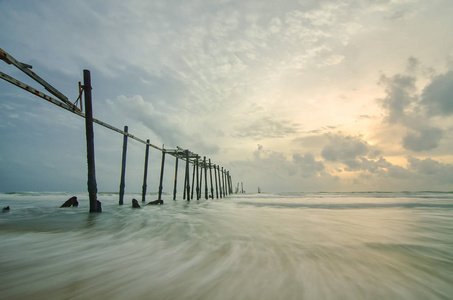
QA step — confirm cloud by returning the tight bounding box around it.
[408,156,453,184]
[321,134,374,162]
[234,116,299,139]
[377,59,452,152]
[378,73,417,124]
[292,153,325,178]
[421,71,453,116]
[105,94,219,154]
[232,145,336,192]
[402,126,443,152]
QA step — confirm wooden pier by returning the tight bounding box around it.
[0,48,235,212]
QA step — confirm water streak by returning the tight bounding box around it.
[1,192,452,299]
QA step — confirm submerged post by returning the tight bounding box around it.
[173,157,178,200]
[142,139,150,202]
[119,125,128,205]
[83,70,100,213]
[158,150,166,201]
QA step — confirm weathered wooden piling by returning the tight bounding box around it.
[141,139,150,202]
[218,166,223,198]
[83,70,100,213]
[204,157,208,199]
[158,150,166,201]
[185,150,190,201]
[214,164,219,199]
[198,160,203,199]
[191,163,196,200]
[173,157,178,200]
[196,156,200,200]
[119,125,128,205]
[209,159,214,199]
[222,167,226,197]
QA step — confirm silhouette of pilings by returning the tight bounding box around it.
[0,48,237,209]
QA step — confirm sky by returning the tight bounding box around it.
[1,0,453,193]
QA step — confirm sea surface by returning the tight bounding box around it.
[1,191,452,300]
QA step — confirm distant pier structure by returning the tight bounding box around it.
[0,48,236,212]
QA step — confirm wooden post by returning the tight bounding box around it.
[158,150,166,201]
[173,157,178,200]
[222,167,226,197]
[191,162,196,200]
[185,150,190,201]
[83,70,100,213]
[228,172,233,194]
[218,166,223,199]
[199,159,203,199]
[196,156,200,200]
[204,157,208,199]
[141,139,150,202]
[226,171,229,194]
[209,159,214,199]
[214,164,219,199]
[119,125,128,205]
[183,156,187,200]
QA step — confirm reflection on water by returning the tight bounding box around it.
[1,192,452,299]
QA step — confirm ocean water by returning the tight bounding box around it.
[1,191,452,300]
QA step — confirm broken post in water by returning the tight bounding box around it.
[83,70,100,213]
